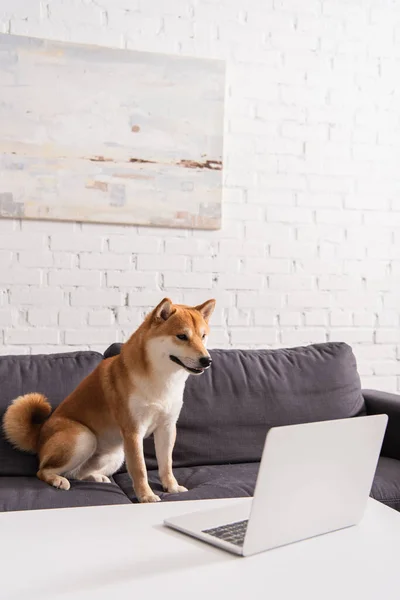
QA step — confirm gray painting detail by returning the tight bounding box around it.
[0,192,24,217]
[109,184,126,207]
[0,34,225,229]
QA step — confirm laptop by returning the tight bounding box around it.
[164,414,387,557]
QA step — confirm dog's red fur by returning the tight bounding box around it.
[3,298,215,502]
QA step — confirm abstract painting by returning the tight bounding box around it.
[0,34,225,229]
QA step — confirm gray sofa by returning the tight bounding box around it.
[1,341,399,512]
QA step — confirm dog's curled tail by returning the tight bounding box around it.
[2,393,52,453]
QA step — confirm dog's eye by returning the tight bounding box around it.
[202,334,206,340]
[176,334,188,341]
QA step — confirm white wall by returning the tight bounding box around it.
[0,0,399,391]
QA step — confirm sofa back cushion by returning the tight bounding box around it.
[143,342,366,468]
[0,351,102,475]
[1,342,365,476]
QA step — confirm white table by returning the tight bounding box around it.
[1,497,399,600]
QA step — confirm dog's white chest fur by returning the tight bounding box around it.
[129,371,188,438]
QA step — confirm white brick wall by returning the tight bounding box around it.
[0,0,400,391]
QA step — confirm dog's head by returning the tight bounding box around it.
[146,297,216,375]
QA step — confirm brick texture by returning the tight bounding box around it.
[0,0,399,391]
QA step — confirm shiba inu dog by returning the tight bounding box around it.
[2,297,215,503]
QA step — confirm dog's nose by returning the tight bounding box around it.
[199,356,212,368]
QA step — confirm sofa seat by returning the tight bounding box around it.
[0,476,131,512]
[115,456,398,509]
[370,457,400,512]
[114,463,260,503]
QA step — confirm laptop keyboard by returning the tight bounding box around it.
[202,519,248,547]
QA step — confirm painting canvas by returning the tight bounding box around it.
[0,34,225,229]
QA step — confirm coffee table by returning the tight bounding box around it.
[1,497,399,600]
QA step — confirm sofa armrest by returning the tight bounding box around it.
[363,389,400,461]
[103,343,123,359]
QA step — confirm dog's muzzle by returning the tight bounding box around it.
[169,355,212,375]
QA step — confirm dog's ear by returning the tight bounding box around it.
[153,297,173,322]
[195,299,216,323]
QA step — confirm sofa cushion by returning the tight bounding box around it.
[113,463,259,503]
[115,456,399,511]
[370,456,400,512]
[0,351,102,476]
[0,476,131,512]
[142,342,365,469]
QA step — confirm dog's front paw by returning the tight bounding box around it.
[138,492,161,503]
[174,484,188,493]
[164,482,188,494]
